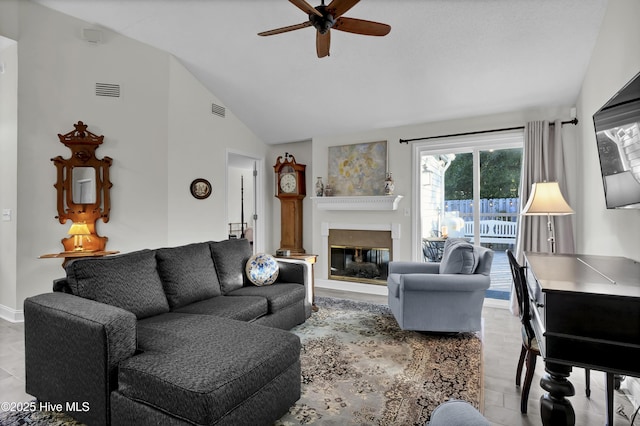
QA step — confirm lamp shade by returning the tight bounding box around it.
[68,222,91,236]
[521,182,574,216]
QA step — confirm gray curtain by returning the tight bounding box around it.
[510,120,575,314]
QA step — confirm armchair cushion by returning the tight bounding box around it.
[439,241,477,275]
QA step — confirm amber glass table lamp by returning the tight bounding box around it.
[68,222,91,252]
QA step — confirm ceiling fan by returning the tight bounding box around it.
[258,0,391,58]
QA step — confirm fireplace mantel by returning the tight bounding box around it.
[311,195,403,211]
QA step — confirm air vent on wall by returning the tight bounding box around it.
[211,103,226,118]
[95,83,120,98]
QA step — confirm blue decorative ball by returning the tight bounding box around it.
[246,253,279,286]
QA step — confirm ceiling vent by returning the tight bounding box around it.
[212,103,226,118]
[95,83,120,98]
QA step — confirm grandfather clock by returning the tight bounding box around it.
[274,153,306,254]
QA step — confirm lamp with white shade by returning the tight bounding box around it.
[521,182,574,253]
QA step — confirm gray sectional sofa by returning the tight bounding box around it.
[24,239,310,426]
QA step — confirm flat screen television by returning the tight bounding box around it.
[592,70,640,209]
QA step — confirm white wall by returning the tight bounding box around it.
[0,40,18,317]
[10,1,171,318]
[0,1,268,319]
[167,56,265,246]
[574,0,640,261]
[310,107,576,284]
[574,0,640,409]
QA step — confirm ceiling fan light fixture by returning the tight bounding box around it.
[310,8,335,34]
[258,0,391,57]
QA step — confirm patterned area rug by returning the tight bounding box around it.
[0,297,482,426]
[276,297,483,425]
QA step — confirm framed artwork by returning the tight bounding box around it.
[327,141,387,196]
[190,178,212,199]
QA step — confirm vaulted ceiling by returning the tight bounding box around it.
[33,0,609,144]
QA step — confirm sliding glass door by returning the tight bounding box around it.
[413,131,523,299]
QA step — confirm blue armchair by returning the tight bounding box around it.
[387,240,493,332]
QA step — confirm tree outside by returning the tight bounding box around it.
[445,149,522,200]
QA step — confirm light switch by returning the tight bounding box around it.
[2,209,11,221]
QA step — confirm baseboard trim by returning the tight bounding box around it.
[316,278,388,296]
[0,304,24,323]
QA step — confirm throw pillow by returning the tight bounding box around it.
[210,239,253,293]
[65,249,170,319]
[439,242,478,275]
[156,242,222,309]
[245,253,279,286]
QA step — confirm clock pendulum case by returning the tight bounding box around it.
[274,153,306,254]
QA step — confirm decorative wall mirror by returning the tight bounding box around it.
[52,121,112,252]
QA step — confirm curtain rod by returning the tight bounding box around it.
[398,118,578,144]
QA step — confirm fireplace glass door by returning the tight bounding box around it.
[330,245,390,285]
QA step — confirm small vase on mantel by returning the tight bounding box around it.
[315,177,324,197]
[384,172,395,195]
[324,184,333,197]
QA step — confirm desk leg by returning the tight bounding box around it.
[540,362,575,426]
[605,373,614,426]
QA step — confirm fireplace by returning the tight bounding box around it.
[328,229,392,285]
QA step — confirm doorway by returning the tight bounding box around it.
[226,151,265,253]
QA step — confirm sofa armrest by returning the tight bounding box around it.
[24,292,137,426]
[52,277,71,293]
[400,273,491,292]
[389,261,440,275]
[275,260,306,285]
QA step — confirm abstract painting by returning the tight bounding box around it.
[328,141,387,196]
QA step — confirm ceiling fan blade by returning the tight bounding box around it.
[316,30,331,58]
[289,0,323,17]
[326,0,360,18]
[333,17,391,36]
[258,21,312,36]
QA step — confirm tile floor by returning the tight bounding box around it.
[0,290,635,425]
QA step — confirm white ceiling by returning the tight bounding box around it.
[33,0,608,144]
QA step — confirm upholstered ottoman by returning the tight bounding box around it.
[428,400,489,426]
[111,314,301,426]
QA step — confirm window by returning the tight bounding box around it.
[412,130,523,299]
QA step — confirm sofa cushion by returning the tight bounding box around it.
[172,295,267,322]
[65,249,169,319]
[121,314,301,425]
[156,242,222,309]
[439,241,478,275]
[245,253,279,286]
[227,283,305,313]
[210,239,252,293]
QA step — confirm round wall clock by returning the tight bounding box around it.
[190,178,211,199]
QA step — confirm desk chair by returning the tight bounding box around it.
[507,249,541,413]
[507,250,615,419]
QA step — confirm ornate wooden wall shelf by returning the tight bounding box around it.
[51,121,112,252]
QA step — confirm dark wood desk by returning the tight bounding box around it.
[524,252,640,426]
